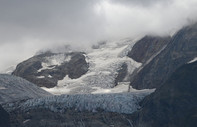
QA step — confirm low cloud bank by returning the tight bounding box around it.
[0,0,197,71]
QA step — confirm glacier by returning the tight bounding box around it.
[4,89,154,114]
[42,39,142,95]
[1,38,156,115]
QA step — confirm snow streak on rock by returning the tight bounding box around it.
[37,54,71,72]
[188,57,197,64]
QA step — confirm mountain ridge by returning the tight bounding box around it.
[0,74,51,104]
[132,61,197,127]
[130,23,197,89]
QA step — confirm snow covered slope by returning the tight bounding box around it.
[42,39,141,94]
[0,74,51,104]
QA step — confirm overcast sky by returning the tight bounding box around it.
[0,0,197,71]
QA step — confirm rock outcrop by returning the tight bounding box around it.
[127,35,171,63]
[115,63,128,85]
[12,52,89,88]
[132,61,197,127]
[131,23,197,89]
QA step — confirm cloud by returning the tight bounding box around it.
[97,0,197,38]
[0,0,197,71]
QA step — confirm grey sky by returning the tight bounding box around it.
[0,0,197,71]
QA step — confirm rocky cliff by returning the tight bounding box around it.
[127,35,171,63]
[131,23,197,89]
[12,52,89,88]
[132,60,197,127]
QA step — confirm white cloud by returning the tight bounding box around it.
[0,0,197,71]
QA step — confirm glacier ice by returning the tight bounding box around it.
[4,89,154,114]
[42,39,142,95]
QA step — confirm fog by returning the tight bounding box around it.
[0,0,197,71]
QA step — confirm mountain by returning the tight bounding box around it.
[0,105,10,127]
[12,52,89,88]
[5,22,197,127]
[3,38,156,126]
[0,74,51,104]
[131,23,197,89]
[4,38,156,126]
[12,39,142,95]
[127,35,171,63]
[132,60,197,127]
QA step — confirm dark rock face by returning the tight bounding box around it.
[131,23,197,89]
[115,63,128,85]
[127,36,171,63]
[10,108,133,127]
[132,61,197,127]
[0,105,10,127]
[12,52,89,88]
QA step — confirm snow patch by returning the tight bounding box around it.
[23,119,30,124]
[42,86,71,95]
[48,75,52,78]
[188,57,197,64]
[0,86,6,90]
[37,76,45,79]
[57,75,72,86]
[38,54,71,72]
[92,82,130,94]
